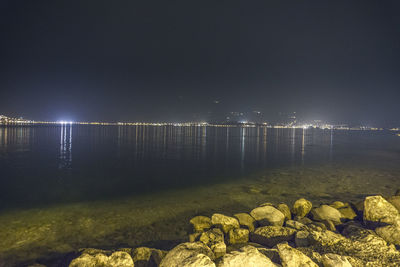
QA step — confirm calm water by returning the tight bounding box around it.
[0,125,400,266]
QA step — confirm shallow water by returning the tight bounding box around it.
[0,126,399,266]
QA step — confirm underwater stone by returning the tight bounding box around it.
[159,242,215,267]
[277,203,291,221]
[321,253,352,267]
[363,195,400,225]
[218,245,276,267]
[234,213,257,232]
[250,206,285,227]
[228,228,249,244]
[190,216,212,232]
[292,198,313,218]
[211,213,239,233]
[250,226,296,247]
[311,205,342,225]
[277,243,318,267]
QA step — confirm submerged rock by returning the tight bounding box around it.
[250,226,296,247]
[363,195,399,225]
[159,242,215,267]
[250,206,285,227]
[292,198,313,218]
[311,205,342,225]
[69,251,134,267]
[218,245,276,267]
[190,216,212,232]
[234,213,257,232]
[211,214,240,234]
[277,243,318,267]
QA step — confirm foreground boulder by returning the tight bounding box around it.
[311,205,342,225]
[363,195,399,225]
[250,226,296,247]
[277,243,318,267]
[218,245,276,267]
[159,242,215,267]
[250,206,285,226]
[69,251,134,267]
[308,228,400,265]
[292,198,313,217]
[211,214,240,233]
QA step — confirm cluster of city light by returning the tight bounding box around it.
[0,114,397,132]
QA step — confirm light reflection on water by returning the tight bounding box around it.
[0,125,399,211]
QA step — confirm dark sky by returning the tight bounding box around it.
[1,1,399,125]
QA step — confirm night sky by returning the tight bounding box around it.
[1,1,399,126]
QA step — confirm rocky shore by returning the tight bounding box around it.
[28,190,400,267]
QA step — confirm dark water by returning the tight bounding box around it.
[0,125,400,266]
[0,125,399,210]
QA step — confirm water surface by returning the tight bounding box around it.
[0,125,399,266]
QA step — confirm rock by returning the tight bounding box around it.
[307,228,400,265]
[277,243,318,267]
[336,205,357,221]
[189,232,201,242]
[132,247,167,267]
[159,242,215,267]
[363,195,399,225]
[200,228,225,247]
[234,213,257,232]
[278,203,291,221]
[295,216,313,225]
[285,220,306,230]
[321,253,352,267]
[69,251,134,267]
[395,189,400,196]
[211,214,240,233]
[375,224,400,246]
[311,205,342,225]
[250,206,285,227]
[292,198,313,217]
[250,226,296,247]
[211,242,226,258]
[228,228,249,244]
[256,248,281,264]
[218,245,276,267]
[387,196,400,213]
[190,216,212,232]
[330,201,346,209]
[295,230,311,247]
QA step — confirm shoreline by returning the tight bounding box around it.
[28,191,400,267]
